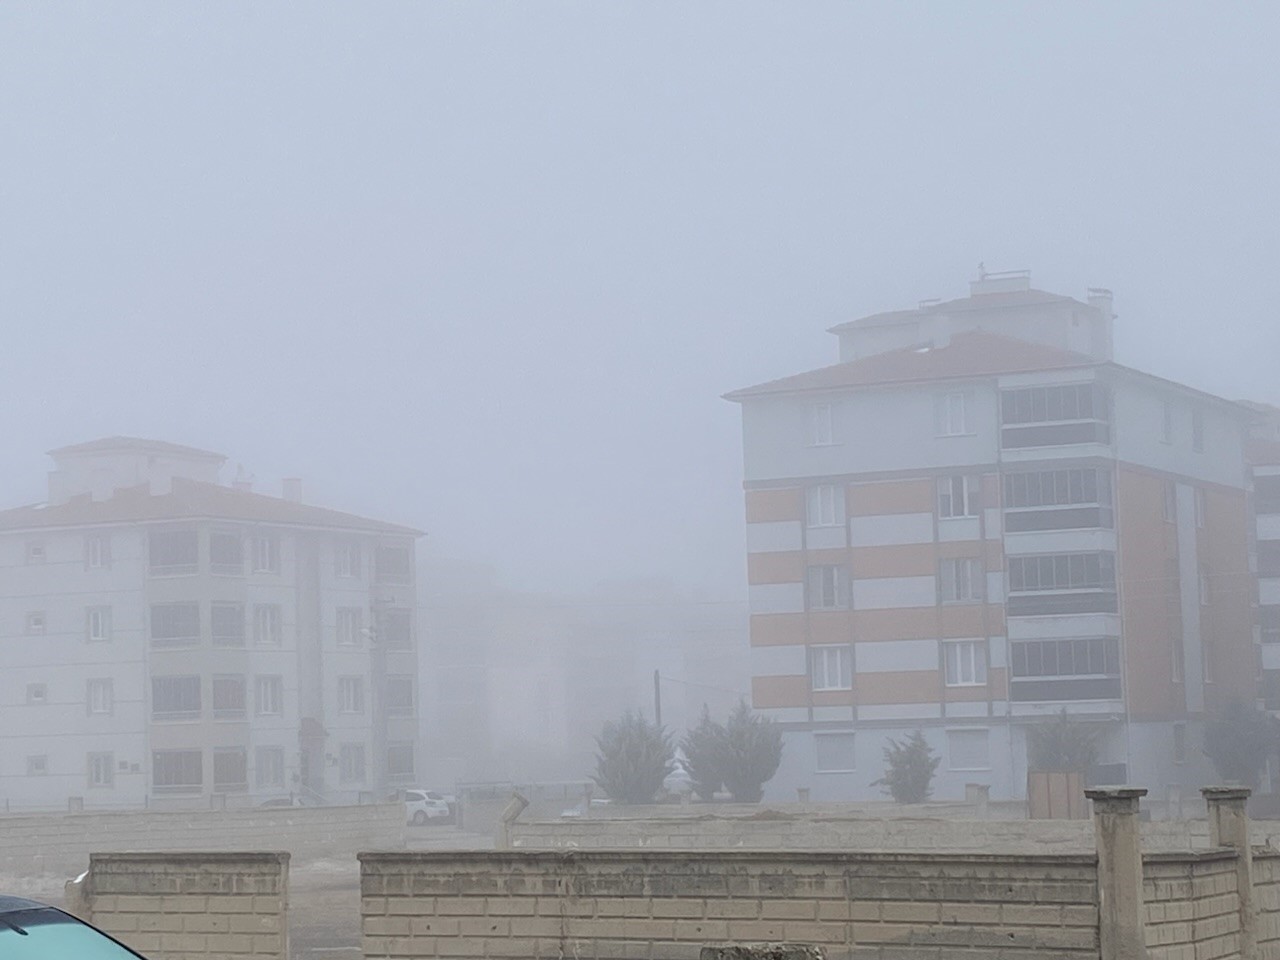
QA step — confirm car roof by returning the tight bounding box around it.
[0,895,51,914]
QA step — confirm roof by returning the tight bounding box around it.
[725,330,1098,401]
[47,436,226,461]
[0,477,423,536]
[829,288,1079,333]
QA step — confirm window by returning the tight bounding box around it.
[253,535,281,573]
[253,604,282,646]
[938,476,980,519]
[387,743,415,781]
[213,748,248,792]
[211,602,245,646]
[85,534,111,569]
[26,683,47,705]
[1161,401,1174,444]
[88,752,115,788]
[1261,607,1280,645]
[1192,409,1205,452]
[25,612,45,636]
[1002,469,1114,531]
[153,749,202,792]
[1194,488,1206,528]
[806,484,843,527]
[338,677,364,713]
[807,565,846,610]
[1000,383,1111,448]
[940,558,984,603]
[1261,542,1280,578]
[87,678,114,715]
[1163,480,1178,523]
[1008,553,1116,591]
[944,640,987,686]
[209,531,243,574]
[947,729,990,770]
[1257,476,1280,515]
[256,747,285,788]
[375,545,412,584]
[808,403,834,446]
[1173,724,1186,764]
[1009,638,1122,701]
[26,755,47,776]
[336,607,363,647]
[810,645,852,691]
[254,675,283,716]
[377,608,413,649]
[152,675,201,720]
[86,606,112,643]
[25,540,46,564]
[335,540,362,578]
[340,743,366,783]
[150,602,200,646]
[212,675,246,719]
[386,676,415,717]
[934,392,969,437]
[149,529,198,574]
[815,732,856,773]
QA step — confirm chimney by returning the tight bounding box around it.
[1087,287,1114,320]
[282,478,302,503]
[231,463,253,493]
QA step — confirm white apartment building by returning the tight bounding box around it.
[0,437,422,810]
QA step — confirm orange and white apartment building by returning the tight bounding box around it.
[726,271,1259,803]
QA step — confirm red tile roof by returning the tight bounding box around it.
[48,436,227,461]
[829,289,1078,332]
[725,330,1097,400]
[0,477,422,535]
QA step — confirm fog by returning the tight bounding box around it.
[3,1,1280,828]
[3,2,1278,598]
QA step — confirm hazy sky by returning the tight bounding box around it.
[2,2,1277,599]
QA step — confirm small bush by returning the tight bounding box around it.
[873,730,939,804]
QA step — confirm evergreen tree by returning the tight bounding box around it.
[874,730,939,804]
[592,711,674,804]
[680,705,727,801]
[720,700,784,803]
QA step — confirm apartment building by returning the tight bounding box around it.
[1248,405,1280,711]
[726,272,1257,803]
[0,437,422,810]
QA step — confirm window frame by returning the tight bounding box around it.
[254,675,284,716]
[939,557,985,604]
[806,565,847,611]
[88,751,115,789]
[806,484,843,528]
[934,392,970,437]
[946,728,991,771]
[338,676,365,714]
[153,749,203,793]
[252,534,281,574]
[808,402,835,446]
[943,639,988,687]
[814,732,857,773]
[87,678,114,716]
[810,644,853,692]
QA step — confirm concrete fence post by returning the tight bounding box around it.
[1202,786,1256,959]
[1085,786,1149,960]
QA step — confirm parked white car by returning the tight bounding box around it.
[404,789,452,825]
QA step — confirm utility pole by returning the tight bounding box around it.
[653,670,662,727]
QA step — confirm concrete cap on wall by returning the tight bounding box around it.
[1201,786,1252,801]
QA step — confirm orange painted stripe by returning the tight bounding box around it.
[745,488,804,523]
[751,674,809,709]
[749,614,807,647]
[747,552,805,585]
[848,479,934,516]
[856,670,941,704]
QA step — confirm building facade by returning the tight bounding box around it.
[727,272,1257,803]
[0,438,421,810]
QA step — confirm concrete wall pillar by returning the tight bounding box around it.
[1202,786,1256,959]
[1085,786,1148,960]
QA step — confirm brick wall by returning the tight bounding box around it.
[508,813,1266,853]
[0,802,403,877]
[1143,851,1241,960]
[79,851,289,960]
[359,850,1100,959]
[1253,852,1280,957]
